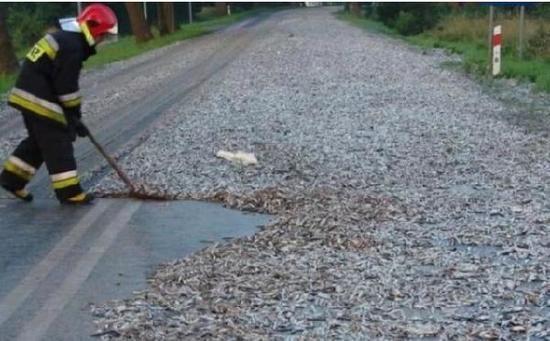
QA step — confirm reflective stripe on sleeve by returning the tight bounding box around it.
[59,91,82,108]
[44,34,59,52]
[8,88,67,125]
[36,36,58,60]
[59,91,81,102]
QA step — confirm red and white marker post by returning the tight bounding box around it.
[492,25,502,76]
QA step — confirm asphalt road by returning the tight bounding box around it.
[0,15,272,340]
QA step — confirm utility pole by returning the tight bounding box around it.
[487,5,494,76]
[77,2,82,15]
[188,2,193,24]
[144,2,148,21]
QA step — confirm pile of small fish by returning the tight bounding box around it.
[84,8,549,340]
[92,183,548,339]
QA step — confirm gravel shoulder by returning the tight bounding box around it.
[3,7,549,339]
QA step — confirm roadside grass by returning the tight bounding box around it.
[431,15,550,60]
[338,12,550,92]
[0,74,16,96]
[83,25,206,69]
[336,12,395,36]
[0,8,266,96]
[85,9,262,69]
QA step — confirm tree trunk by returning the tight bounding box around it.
[157,2,176,36]
[125,2,153,43]
[0,10,18,74]
[350,3,362,17]
[215,3,227,16]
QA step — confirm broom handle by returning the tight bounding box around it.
[85,128,137,192]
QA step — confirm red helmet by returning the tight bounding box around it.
[77,4,118,40]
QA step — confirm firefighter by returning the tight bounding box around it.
[0,4,117,204]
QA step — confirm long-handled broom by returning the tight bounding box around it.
[84,124,175,201]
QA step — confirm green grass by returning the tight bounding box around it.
[84,25,206,69]
[0,74,16,95]
[85,9,262,69]
[338,13,550,92]
[407,35,489,75]
[336,12,396,36]
[408,33,550,91]
[0,8,267,95]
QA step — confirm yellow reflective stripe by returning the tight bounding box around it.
[61,98,81,108]
[68,193,86,201]
[11,88,63,113]
[37,38,57,60]
[80,23,95,46]
[51,170,78,182]
[8,93,67,125]
[4,160,33,181]
[44,34,59,51]
[8,156,36,175]
[52,176,80,190]
[14,189,31,199]
[59,91,81,102]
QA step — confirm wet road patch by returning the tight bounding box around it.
[0,198,269,340]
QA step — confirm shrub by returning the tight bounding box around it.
[7,7,49,52]
[363,3,376,18]
[375,3,402,26]
[531,3,550,19]
[527,25,550,61]
[395,11,421,35]
[431,16,486,44]
[7,4,74,52]
[375,3,447,35]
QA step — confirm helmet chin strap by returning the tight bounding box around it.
[59,18,96,46]
[59,18,81,33]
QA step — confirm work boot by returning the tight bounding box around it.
[1,184,33,202]
[60,192,94,205]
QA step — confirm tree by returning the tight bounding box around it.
[6,3,74,51]
[157,2,176,36]
[0,9,18,74]
[215,3,227,16]
[350,3,362,17]
[125,2,153,43]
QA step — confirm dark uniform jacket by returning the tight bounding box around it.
[7,29,96,127]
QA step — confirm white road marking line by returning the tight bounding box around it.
[16,201,141,341]
[0,200,110,327]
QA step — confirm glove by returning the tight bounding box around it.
[74,119,89,137]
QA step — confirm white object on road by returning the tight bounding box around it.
[492,25,502,76]
[216,150,258,166]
